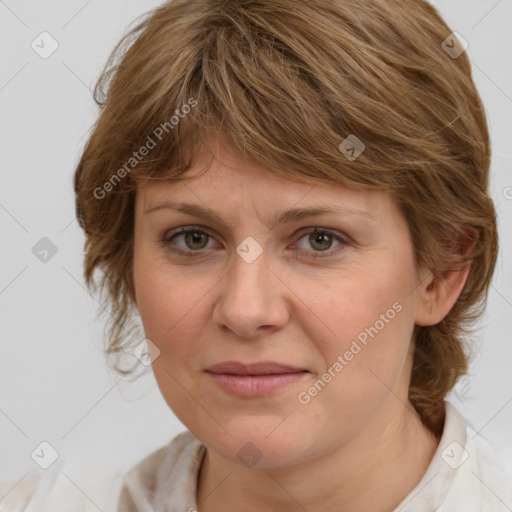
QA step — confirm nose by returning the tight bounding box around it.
[212,247,290,340]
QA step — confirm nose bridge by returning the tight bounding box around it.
[214,241,288,338]
[232,242,268,294]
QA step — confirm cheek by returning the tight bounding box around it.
[298,263,415,392]
[292,285,414,445]
[301,266,411,348]
[133,259,212,419]
[136,274,207,349]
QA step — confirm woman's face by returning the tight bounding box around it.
[132,141,428,469]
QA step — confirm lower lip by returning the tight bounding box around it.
[206,371,308,398]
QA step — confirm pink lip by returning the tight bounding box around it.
[205,361,309,398]
[206,361,306,375]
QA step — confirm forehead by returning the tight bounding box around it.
[137,140,393,222]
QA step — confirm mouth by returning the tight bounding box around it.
[205,361,308,375]
[205,361,309,398]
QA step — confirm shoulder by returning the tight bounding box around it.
[0,431,204,512]
[0,470,42,510]
[395,401,512,511]
[442,403,512,510]
[120,429,203,490]
[0,461,124,512]
[117,429,205,511]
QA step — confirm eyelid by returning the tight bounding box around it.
[293,226,349,243]
[290,227,349,257]
[161,225,220,252]
[162,225,350,257]
[162,224,215,242]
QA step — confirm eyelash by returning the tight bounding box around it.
[161,225,349,259]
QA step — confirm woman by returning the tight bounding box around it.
[3,0,511,510]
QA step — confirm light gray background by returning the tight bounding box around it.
[1,0,511,497]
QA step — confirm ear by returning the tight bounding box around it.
[415,227,478,327]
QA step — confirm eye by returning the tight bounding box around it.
[161,226,349,258]
[292,228,348,257]
[162,226,216,256]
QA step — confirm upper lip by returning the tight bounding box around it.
[206,361,307,375]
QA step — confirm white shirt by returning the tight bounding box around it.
[1,402,511,511]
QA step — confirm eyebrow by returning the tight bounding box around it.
[144,201,376,227]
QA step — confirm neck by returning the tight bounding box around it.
[196,400,441,512]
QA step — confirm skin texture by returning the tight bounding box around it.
[132,138,471,512]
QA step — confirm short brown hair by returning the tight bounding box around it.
[74,0,498,435]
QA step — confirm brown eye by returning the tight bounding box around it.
[163,227,215,255]
[308,232,334,251]
[182,230,209,250]
[293,228,348,257]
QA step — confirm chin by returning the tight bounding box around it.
[188,415,316,470]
